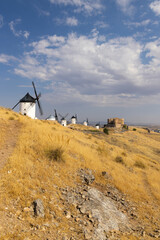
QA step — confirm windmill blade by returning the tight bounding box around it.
[12,101,20,110]
[64,113,69,119]
[37,98,43,115]
[37,92,41,98]
[87,118,89,124]
[75,114,77,121]
[54,109,58,121]
[32,81,39,100]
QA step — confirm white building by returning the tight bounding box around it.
[61,118,67,127]
[19,93,36,119]
[95,123,100,129]
[71,116,77,124]
[46,115,56,121]
[83,120,88,126]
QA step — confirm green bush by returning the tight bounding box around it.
[45,147,65,162]
[133,128,137,131]
[103,128,109,135]
[123,124,128,130]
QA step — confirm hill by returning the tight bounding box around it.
[0,107,160,240]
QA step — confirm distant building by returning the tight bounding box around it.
[95,123,100,129]
[107,118,124,128]
[46,115,56,121]
[71,116,77,124]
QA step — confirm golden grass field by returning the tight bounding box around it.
[0,106,160,239]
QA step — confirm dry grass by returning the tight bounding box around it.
[0,107,160,238]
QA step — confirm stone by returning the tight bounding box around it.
[79,169,95,185]
[23,207,31,212]
[33,199,45,217]
[80,187,129,240]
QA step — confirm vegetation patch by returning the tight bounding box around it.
[103,128,109,135]
[122,152,127,157]
[8,116,15,120]
[45,146,65,162]
[115,156,124,164]
[88,129,100,133]
[123,124,128,130]
[134,160,145,169]
[133,128,137,131]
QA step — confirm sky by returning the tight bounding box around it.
[1,0,160,124]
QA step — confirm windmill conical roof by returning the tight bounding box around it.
[47,115,56,121]
[20,93,36,103]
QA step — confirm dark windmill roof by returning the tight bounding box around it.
[71,116,76,119]
[19,93,36,103]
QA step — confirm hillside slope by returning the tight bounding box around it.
[0,107,160,240]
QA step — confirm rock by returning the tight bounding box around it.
[80,187,129,240]
[33,199,45,217]
[64,211,71,219]
[79,169,95,185]
[23,207,31,212]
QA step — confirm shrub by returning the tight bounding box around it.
[122,152,127,157]
[133,128,136,131]
[123,124,128,130]
[115,156,124,164]
[9,116,14,120]
[103,128,109,135]
[45,147,64,162]
[134,160,145,169]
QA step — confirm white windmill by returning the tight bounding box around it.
[59,113,69,127]
[71,114,77,124]
[95,122,100,129]
[83,118,89,126]
[46,109,59,121]
[12,81,43,119]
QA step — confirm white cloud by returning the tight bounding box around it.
[95,20,109,29]
[125,19,151,28]
[9,19,30,39]
[0,14,3,28]
[13,33,160,106]
[49,0,103,14]
[150,0,160,15]
[0,54,17,64]
[66,17,78,26]
[34,5,50,16]
[116,0,134,15]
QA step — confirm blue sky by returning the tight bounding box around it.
[1,0,160,124]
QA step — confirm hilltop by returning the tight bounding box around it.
[0,107,160,240]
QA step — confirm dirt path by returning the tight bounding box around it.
[0,120,21,170]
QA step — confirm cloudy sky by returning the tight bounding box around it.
[1,0,160,124]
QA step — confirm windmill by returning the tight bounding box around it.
[59,113,69,127]
[71,114,77,124]
[46,109,59,121]
[12,81,43,119]
[83,118,89,126]
[95,122,100,129]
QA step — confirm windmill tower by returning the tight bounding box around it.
[59,113,68,127]
[12,81,43,119]
[95,122,100,129]
[71,114,77,124]
[83,118,89,126]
